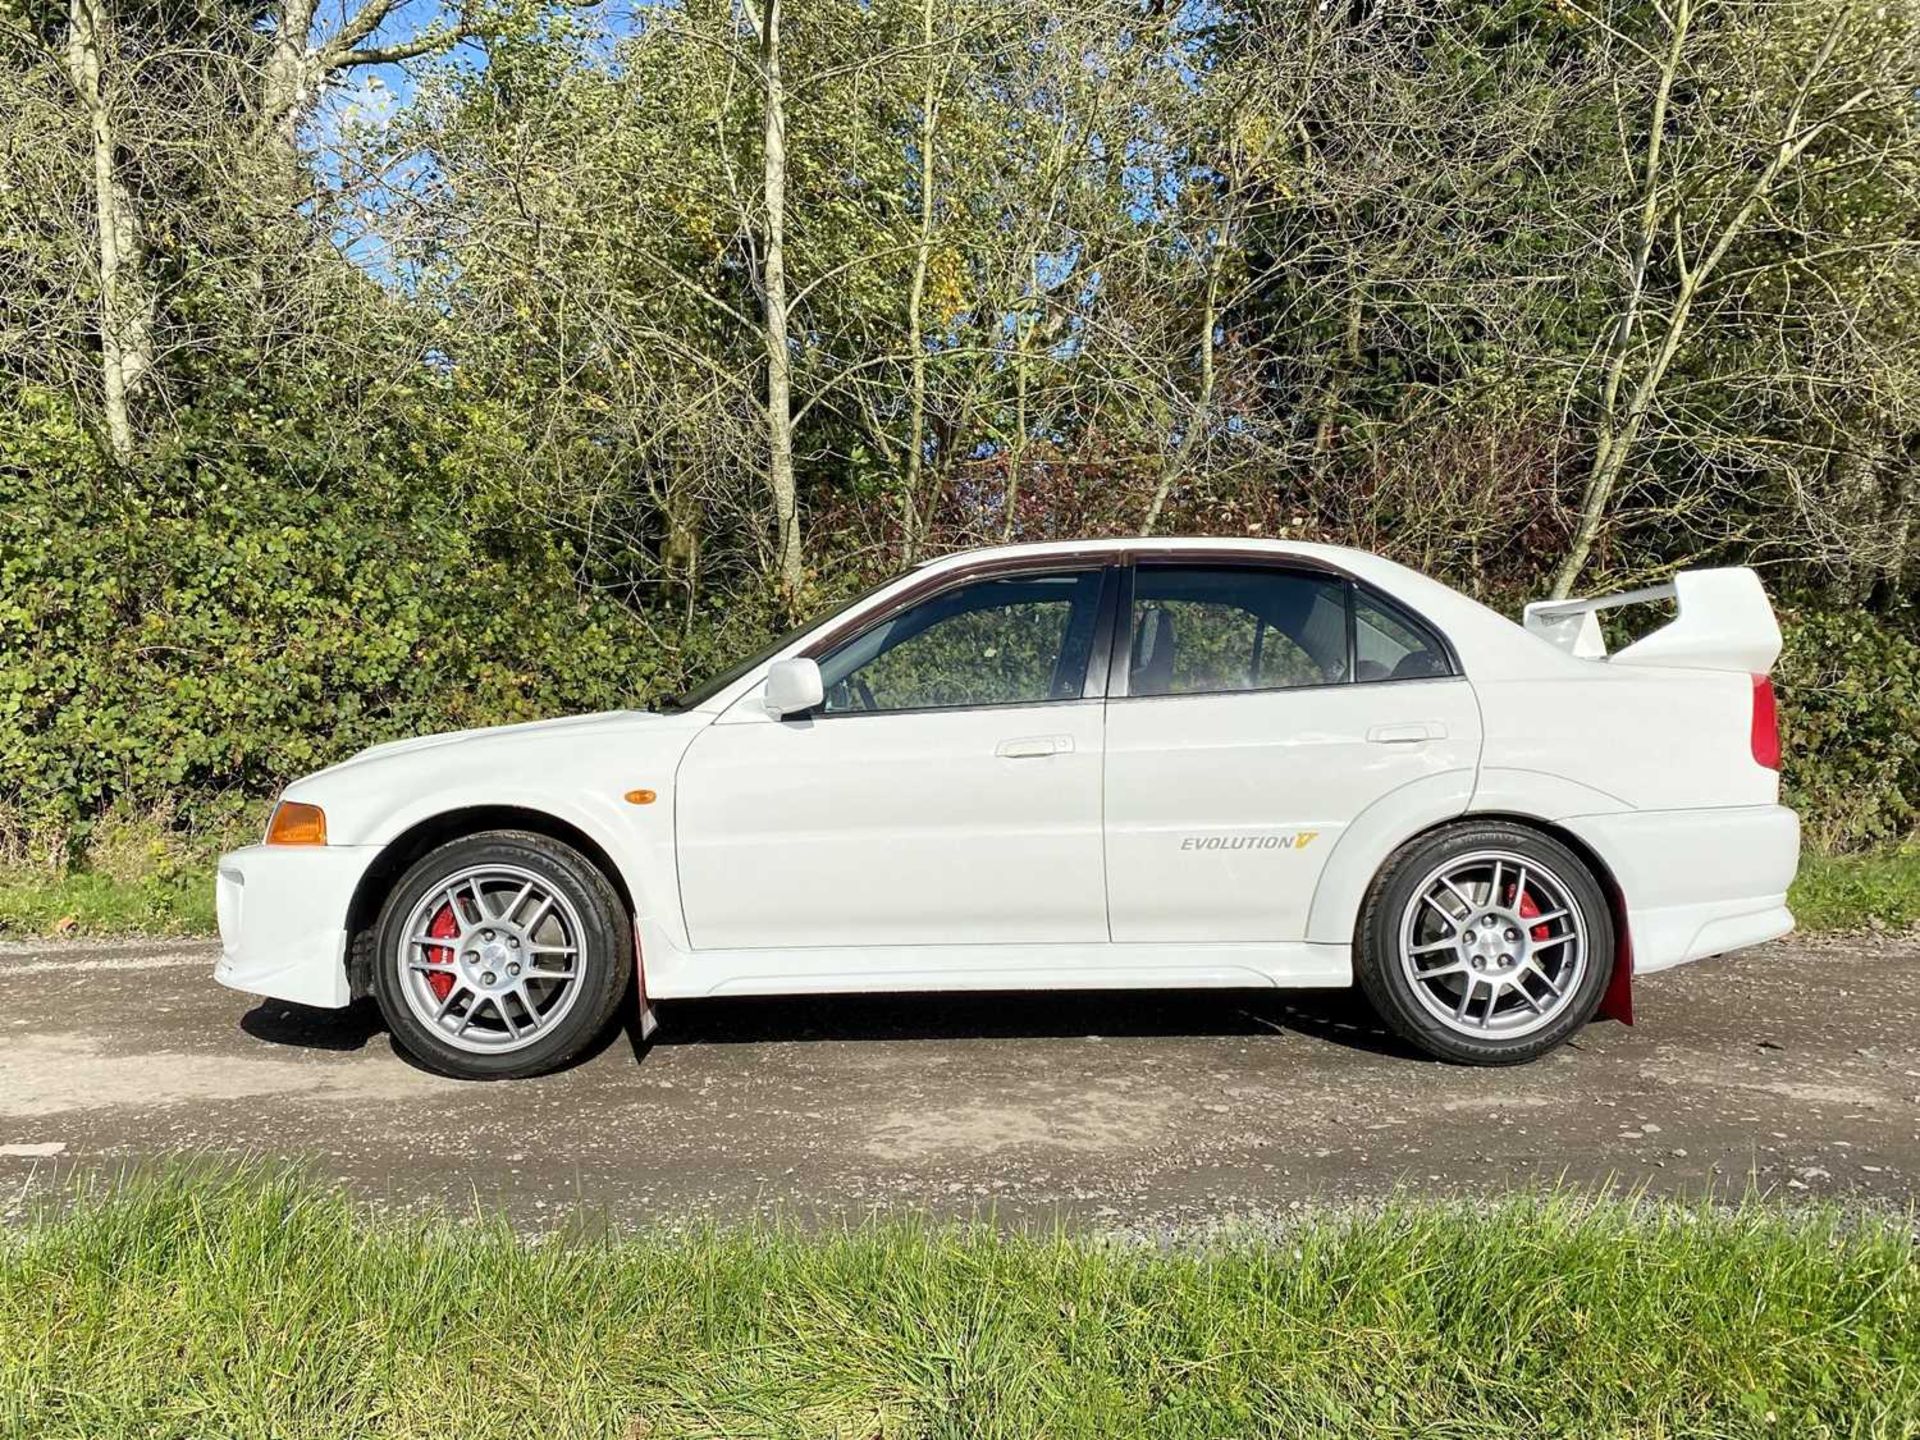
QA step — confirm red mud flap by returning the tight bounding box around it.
[1598,931,1635,1025]
[1507,879,1630,1025]
[1521,875,1633,1025]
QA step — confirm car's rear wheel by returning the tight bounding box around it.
[1355,822,1614,1065]
[372,830,631,1079]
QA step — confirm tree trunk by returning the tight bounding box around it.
[663,482,703,629]
[1141,238,1225,535]
[262,0,318,156]
[1001,300,1033,542]
[66,0,150,464]
[757,0,804,606]
[1310,266,1365,467]
[1550,0,1690,599]
[1868,439,1920,611]
[898,0,938,564]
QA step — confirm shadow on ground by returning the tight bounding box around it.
[240,986,1431,1066]
[239,996,385,1052]
[653,987,1424,1058]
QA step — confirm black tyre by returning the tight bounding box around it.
[1355,821,1614,1065]
[371,829,632,1079]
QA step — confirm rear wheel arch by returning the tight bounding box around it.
[345,806,638,996]
[1361,812,1634,1024]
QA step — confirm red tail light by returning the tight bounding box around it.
[1750,674,1780,770]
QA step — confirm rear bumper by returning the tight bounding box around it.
[214,844,380,1009]
[1562,804,1799,974]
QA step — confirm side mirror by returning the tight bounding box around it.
[762,657,824,718]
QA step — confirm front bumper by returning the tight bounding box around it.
[1563,803,1799,975]
[214,844,381,1009]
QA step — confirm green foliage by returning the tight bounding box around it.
[3,1167,1918,1437]
[1789,843,1920,934]
[3,0,1915,872]
[0,801,227,934]
[1776,607,1920,853]
[0,393,665,854]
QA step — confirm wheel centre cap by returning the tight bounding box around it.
[1468,915,1519,966]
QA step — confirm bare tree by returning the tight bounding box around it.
[60,0,148,461]
[1140,235,1227,535]
[1553,0,1919,596]
[895,0,942,561]
[739,0,804,603]
[263,0,479,156]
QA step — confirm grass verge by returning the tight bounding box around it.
[1789,840,1920,933]
[1,1170,1917,1438]
[0,861,216,938]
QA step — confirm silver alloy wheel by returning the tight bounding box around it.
[1396,848,1589,1040]
[395,864,589,1055]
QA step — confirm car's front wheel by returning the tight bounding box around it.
[1355,822,1614,1065]
[371,830,632,1079]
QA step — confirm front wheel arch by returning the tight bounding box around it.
[345,806,637,997]
[370,828,633,1077]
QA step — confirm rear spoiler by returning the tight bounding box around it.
[1522,567,1781,673]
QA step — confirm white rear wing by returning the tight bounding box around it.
[1523,567,1781,674]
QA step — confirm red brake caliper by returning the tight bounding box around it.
[1516,887,1550,942]
[422,902,458,1000]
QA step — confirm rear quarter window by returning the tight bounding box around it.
[1353,588,1454,682]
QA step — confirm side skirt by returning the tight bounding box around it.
[636,919,1352,999]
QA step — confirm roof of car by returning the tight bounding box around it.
[688,537,1580,714]
[905,536,1574,682]
[913,537,1370,570]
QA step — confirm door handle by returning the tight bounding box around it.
[1367,722,1445,745]
[996,734,1072,759]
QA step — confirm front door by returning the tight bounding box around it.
[1103,563,1483,942]
[675,565,1113,952]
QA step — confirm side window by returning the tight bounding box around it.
[818,570,1104,713]
[1127,566,1348,697]
[1353,587,1453,682]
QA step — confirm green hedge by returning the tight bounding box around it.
[0,398,663,855]
[1776,607,1920,852]
[4,395,1914,858]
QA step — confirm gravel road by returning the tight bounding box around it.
[3,934,1916,1230]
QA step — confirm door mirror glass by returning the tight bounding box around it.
[763,657,825,717]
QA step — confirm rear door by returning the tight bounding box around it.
[1102,562,1483,942]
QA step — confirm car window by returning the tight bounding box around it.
[1128,567,1348,696]
[1354,587,1453,682]
[819,570,1104,713]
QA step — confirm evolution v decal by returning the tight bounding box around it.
[1179,832,1319,852]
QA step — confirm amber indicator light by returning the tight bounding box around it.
[624,789,658,805]
[265,801,328,846]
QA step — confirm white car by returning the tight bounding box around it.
[215,539,1799,1078]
